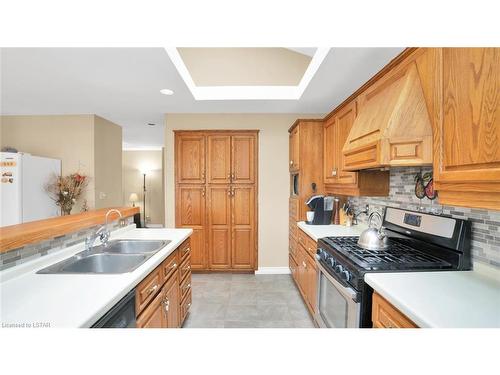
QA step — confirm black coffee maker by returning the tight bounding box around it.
[305,195,334,225]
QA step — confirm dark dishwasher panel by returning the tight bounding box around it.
[91,289,136,328]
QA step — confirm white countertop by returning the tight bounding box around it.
[365,269,500,328]
[297,221,367,241]
[0,226,192,328]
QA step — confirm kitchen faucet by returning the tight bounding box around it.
[84,209,123,251]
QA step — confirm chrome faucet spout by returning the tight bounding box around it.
[84,209,123,251]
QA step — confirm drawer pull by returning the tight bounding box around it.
[147,284,159,295]
[163,297,170,313]
[183,247,190,254]
[184,265,191,271]
[302,261,307,268]
[187,303,191,308]
[170,263,177,270]
[183,283,191,291]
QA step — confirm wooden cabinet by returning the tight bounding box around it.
[175,130,258,272]
[292,228,318,317]
[372,292,417,328]
[288,120,324,222]
[434,48,500,210]
[231,185,255,269]
[289,125,300,172]
[176,134,206,184]
[136,290,164,328]
[207,186,232,269]
[324,100,389,196]
[175,185,206,269]
[207,135,231,184]
[162,270,180,328]
[232,135,256,184]
[136,238,192,328]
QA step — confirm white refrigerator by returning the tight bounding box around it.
[1,152,62,226]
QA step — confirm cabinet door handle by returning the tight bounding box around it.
[227,173,231,181]
[290,160,293,165]
[332,168,337,176]
[231,173,235,180]
[183,283,191,291]
[202,189,205,197]
[147,284,159,295]
[170,262,177,270]
[227,189,231,196]
[163,297,170,313]
[187,303,191,308]
[184,265,191,271]
[302,261,307,268]
[201,171,205,180]
[183,247,190,254]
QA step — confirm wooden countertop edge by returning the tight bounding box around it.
[0,206,140,253]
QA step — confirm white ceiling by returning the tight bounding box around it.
[0,47,404,148]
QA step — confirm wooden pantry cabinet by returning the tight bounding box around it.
[136,237,192,328]
[175,130,258,272]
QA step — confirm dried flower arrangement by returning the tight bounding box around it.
[45,173,89,215]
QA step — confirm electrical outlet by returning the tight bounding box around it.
[99,192,107,200]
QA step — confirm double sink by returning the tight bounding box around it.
[37,239,170,274]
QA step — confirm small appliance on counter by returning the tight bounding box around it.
[305,195,334,225]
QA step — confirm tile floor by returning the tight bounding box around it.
[182,273,316,328]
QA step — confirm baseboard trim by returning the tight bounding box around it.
[255,267,291,275]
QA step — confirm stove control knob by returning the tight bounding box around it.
[341,270,351,282]
[328,257,336,267]
[335,265,343,273]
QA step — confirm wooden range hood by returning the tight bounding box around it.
[342,60,433,171]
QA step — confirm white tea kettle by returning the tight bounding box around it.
[357,211,390,250]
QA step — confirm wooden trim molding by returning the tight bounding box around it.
[0,206,139,253]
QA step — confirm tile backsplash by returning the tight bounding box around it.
[0,217,134,271]
[348,167,500,270]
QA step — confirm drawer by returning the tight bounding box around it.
[372,292,417,328]
[180,289,192,325]
[179,238,191,262]
[298,229,317,258]
[179,254,191,281]
[136,266,162,314]
[180,272,192,300]
[162,250,179,283]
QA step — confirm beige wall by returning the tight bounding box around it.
[94,115,123,209]
[1,114,123,212]
[165,113,323,268]
[177,48,312,86]
[123,150,164,225]
[1,115,95,211]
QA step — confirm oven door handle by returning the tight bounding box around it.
[317,260,358,302]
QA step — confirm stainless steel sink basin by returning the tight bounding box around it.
[37,239,169,274]
[99,239,170,254]
[37,253,151,274]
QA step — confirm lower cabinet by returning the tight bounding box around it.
[290,228,318,318]
[372,292,417,328]
[136,237,192,328]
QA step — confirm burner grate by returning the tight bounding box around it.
[322,236,452,270]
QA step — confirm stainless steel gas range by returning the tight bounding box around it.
[314,207,472,328]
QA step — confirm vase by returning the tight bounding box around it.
[61,206,73,216]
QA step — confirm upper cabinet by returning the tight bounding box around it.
[342,49,434,171]
[176,133,206,184]
[323,101,389,196]
[232,135,256,184]
[434,48,500,210]
[207,135,231,184]
[289,126,300,172]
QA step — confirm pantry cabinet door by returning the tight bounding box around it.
[176,186,206,269]
[231,185,255,269]
[231,134,256,184]
[207,135,231,184]
[175,134,206,184]
[207,186,231,269]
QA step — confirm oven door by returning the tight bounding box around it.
[315,261,361,328]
